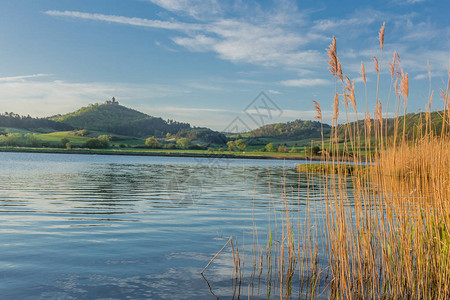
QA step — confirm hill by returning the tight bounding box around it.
[50,103,226,144]
[50,103,188,137]
[248,119,331,139]
[0,112,73,132]
[336,110,446,140]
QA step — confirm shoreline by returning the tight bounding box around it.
[0,147,325,161]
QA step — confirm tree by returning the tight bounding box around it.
[265,142,274,152]
[60,137,70,147]
[164,143,177,149]
[75,129,88,136]
[25,133,41,147]
[3,133,22,146]
[227,141,235,151]
[83,137,109,148]
[311,145,321,156]
[145,136,161,148]
[97,135,111,143]
[235,139,248,151]
[278,145,287,153]
[176,138,191,148]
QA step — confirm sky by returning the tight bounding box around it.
[0,0,449,131]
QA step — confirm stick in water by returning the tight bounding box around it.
[201,236,233,274]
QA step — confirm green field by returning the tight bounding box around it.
[0,126,377,160]
[0,145,316,160]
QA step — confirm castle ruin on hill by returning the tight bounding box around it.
[104,97,119,105]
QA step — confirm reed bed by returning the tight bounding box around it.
[203,23,449,299]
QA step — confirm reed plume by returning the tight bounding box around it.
[332,92,339,124]
[376,99,382,126]
[372,56,379,74]
[344,76,357,112]
[379,22,385,50]
[327,37,338,78]
[312,100,322,121]
[360,61,366,85]
[388,51,399,79]
[400,71,409,100]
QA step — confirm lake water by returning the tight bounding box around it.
[0,152,324,299]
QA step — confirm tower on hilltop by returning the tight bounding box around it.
[104,97,119,105]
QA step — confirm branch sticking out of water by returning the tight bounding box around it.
[201,236,234,275]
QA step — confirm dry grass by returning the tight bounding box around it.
[319,22,450,299]
[204,22,449,299]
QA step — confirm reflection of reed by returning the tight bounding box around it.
[202,22,450,299]
[202,173,325,299]
[201,273,218,299]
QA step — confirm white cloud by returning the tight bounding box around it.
[413,73,428,80]
[394,0,427,4]
[268,89,281,94]
[44,4,449,99]
[0,74,50,82]
[0,77,190,117]
[44,10,203,31]
[279,78,330,87]
[45,9,323,70]
[147,0,222,19]
[184,81,225,91]
[312,16,376,32]
[0,75,244,129]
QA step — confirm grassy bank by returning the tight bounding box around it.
[0,146,326,161]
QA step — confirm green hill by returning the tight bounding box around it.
[50,103,227,144]
[0,112,73,132]
[248,119,331,139]
[51,103,191,138]
[336,110,446,140]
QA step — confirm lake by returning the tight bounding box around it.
[0,152,326,299]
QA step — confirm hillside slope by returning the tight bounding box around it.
[50,103,227,144]
[51,103,190,137]
[0,112,73,132]
[249,119,331,139]
[336,110,446,140]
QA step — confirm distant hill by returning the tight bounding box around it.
[0,112,73,132]
[248,119,331,139]
[50,103,226,144]
[50,103,190,137]
[336,110,446,140]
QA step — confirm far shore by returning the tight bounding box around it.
[0,146,331,161]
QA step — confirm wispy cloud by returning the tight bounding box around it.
[45,8,323,70]
[0,73,50,82]
[279,78,330,87]
[44,10,203,31]
[312,16,377,32]
[44,3,449,93]
[268,89,281,94]
[413,73,428,80]
[146,0,222,20]
[0,78,190,117]
[394,0,428,4]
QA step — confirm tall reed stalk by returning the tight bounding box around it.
[204,23,449,299]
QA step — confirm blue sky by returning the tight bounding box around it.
[0,0,448,130]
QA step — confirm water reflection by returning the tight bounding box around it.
[0,152,317,299]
